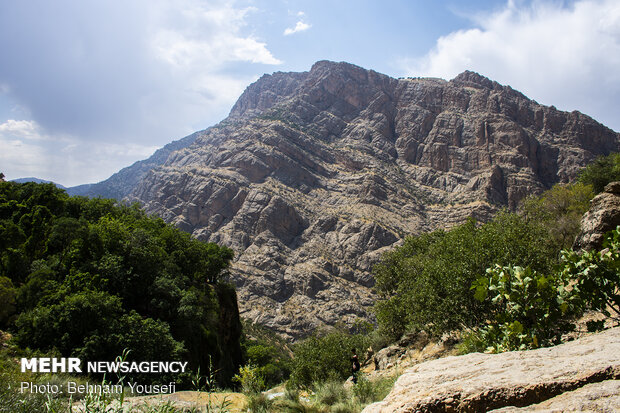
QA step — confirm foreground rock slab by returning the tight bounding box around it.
[491,380,620,412]
[362,327,620,413]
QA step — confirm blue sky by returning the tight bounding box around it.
[1,0,619,186]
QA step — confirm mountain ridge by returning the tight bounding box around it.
[78,61,620,339]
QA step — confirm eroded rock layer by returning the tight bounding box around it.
[126,61,620,339]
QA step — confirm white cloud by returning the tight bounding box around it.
[152,3,281,67]
[405,0,620,131]
[0,119,47,141]
[0,119,159,186]
[284,21,312,36]
[0,0,283,185]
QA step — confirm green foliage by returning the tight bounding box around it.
[373,213,556,341]
[577,152,620,193]
[244,392,274,413]
[520,183,594,249]
[0,276,16,327]
[464,227,620,353]
[560,226,620,320]
[0,181,241,388]
[351,374,375,404]
[469,265,579,352]
[314,379,348,406]
[232,364,265,394]
[241,319,292,388]
[289,331,369,388]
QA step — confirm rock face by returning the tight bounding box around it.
[362,327,620,413]
[574,181,620,250]
[118,61,619,339]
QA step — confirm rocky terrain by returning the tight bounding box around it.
[92,60,619,339]
[362,326,620,412]
[574,181,620,251]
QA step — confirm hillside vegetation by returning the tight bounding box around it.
[0,181,242,387]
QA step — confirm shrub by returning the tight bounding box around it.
[351,373,375,404]
[233,364,265,394]
[470,264,580,352]
[289,331,369,388]
[520,183,594,250]
[314,380,348,406]
[374,213,556,341]
[244,392,273,413]
[578,152,620,193]
[561,226,620,320]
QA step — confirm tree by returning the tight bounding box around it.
[289,331,369,388]
[520,183,594,249]
[578,152,620,193]
[373,213,556,340]
[0,276,16,327]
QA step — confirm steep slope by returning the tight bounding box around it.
[66,132,201,199]
[126,61,619,339]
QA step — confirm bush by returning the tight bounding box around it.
[351,373,375,404]
[245,392,273,413]
[561,226,620,320]
[314,380,348,406]
[470,265,580,352]
[578,152,620,193]
[520,183,594,250]
[233,364,265,394]
[374,213,556,341]
[289,331,369,388]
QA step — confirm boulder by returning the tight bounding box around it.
[574,181,620,250]
[362,327,620,413]
[491,380,620,412]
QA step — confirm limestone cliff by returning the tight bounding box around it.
[118,61,619,339]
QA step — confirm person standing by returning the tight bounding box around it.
[351,348,360,384]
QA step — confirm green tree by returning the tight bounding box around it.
[373,213,555,341]
[0,276,16,327]
[289,331,369,388]
[0,181,240,388]
[520,183,594,249]
[578,152,620,193]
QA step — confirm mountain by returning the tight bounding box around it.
[11,177,67,189]
[66,132,200,198]
[92,61,620,339]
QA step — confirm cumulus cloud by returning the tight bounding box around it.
[405,0,620,131]
[0,0,282,184]
[284,21,312,36]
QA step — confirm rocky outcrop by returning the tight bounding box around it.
[118,61,619,339]
[574,181,620,250]
[362,327,620,413]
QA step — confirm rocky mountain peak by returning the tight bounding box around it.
[228,70,308,119]
[451,69,499,90]
[118,61,619,339]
